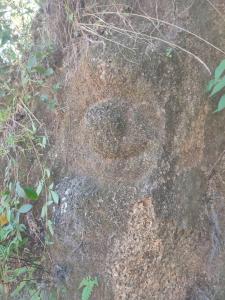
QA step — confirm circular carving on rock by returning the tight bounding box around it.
[84,99,154,159]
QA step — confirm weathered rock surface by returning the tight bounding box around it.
[43,0,225,299]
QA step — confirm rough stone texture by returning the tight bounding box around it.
[43,0,225,299]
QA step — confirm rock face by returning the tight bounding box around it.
[45,0,225,299]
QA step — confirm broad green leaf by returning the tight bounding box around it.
[215,95,225,112]
[50,190,59,204]
[18,204,33,214]
[210,77,225,97]
[215,59,225,80]
[23,187,38,201]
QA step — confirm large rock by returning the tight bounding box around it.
[45,0,225,299]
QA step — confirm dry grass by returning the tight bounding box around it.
[42,1,225,74]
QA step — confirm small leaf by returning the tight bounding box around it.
[49,183,54,190]
[79,277,98,300]
[207,79,216,93]
[41,203,48,218]
[34,65,46,74]
[41,136,47,148]
[16,182,26,198]
[36,180,44,196]
[39,94,48,102]
[27,55,37,70]
[31,122,37,133]
[215,59,225,80]
[23,187,38,201]
[0,91,6,97]
[52,83,61,92]
[45,168,51,178]
[48,99,57,110]
[210,77,225,97]
[47,220,54,236]
[50,190,59,204]
[44,68,54,77]
[215,94,225,112]
[18,204,33,214]
[1,29,11,46]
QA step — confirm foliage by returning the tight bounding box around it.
[0,183,39,298]
[207,59,225,112]
[0,0,61,298]
[79,276,99,300]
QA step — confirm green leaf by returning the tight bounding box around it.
[207,79,216,93]
[210,77,225,97]
[39,94,48,102]
[48,99,57,110]
[52,83,61,92]
[11,281,26,297]
[49,289,57,300]
[0,10,7,17]
[41,203,48,218]
[0,91,6,97]
[1,29,11,46]
[45,168,51,178]
[44,68,54,77]
[36,180,44,196]
[215,59,225,80]
[79,277,98,300]
[41,136,47,148]
[34,65,46,74]
[50,190,59,204]
[18,204,33,214]
[27,55,37,70]
[23,187,38,201]
[47,220,54,236]
[16,182,26,198]
[215,94,225,112]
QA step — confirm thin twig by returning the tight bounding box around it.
[81,22,212,74]
[205,0,225,22]
[83,11,225,55]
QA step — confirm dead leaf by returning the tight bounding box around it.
[0,214,8,226]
